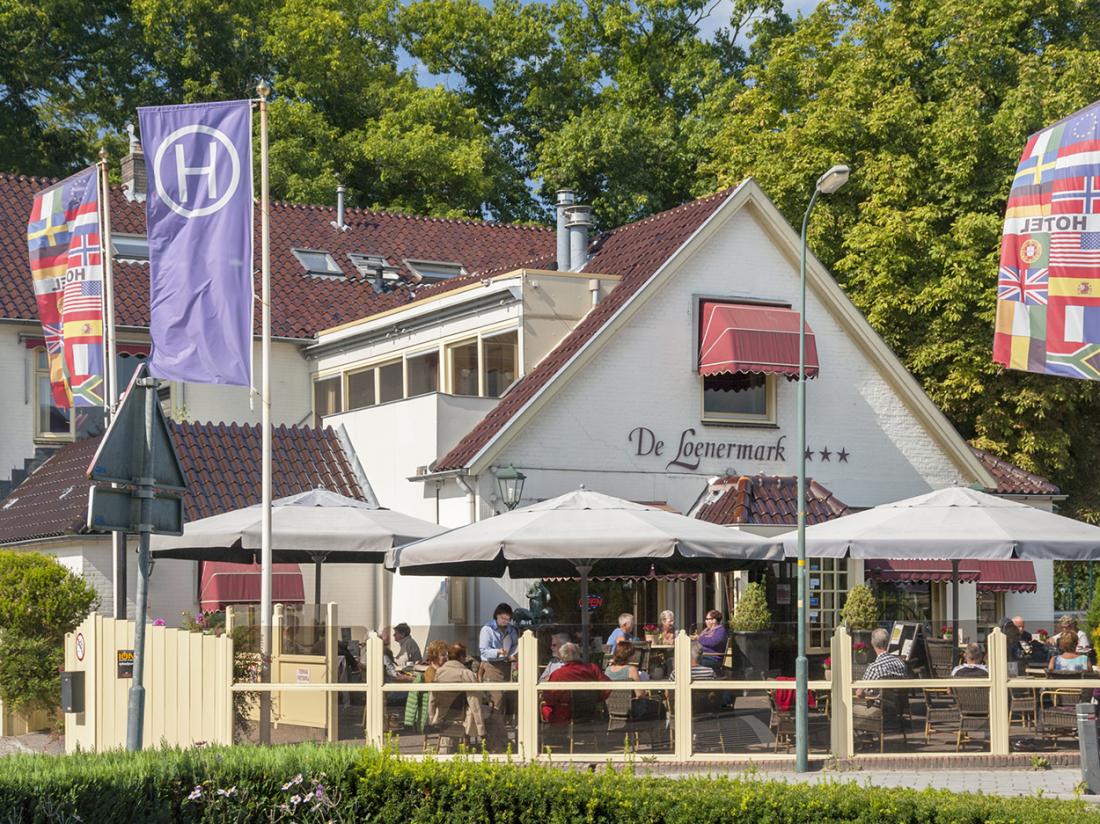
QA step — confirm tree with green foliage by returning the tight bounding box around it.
[0,551,98,713]
[702,0,1100,520]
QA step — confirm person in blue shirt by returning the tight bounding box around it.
[606,613,638,647]
[479,602,519,662]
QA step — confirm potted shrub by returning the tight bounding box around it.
[839,583,879,664]
[730,582,772,677]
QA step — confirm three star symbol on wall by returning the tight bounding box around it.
[803,446,851,463]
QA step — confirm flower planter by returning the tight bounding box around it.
[732,631,772,678]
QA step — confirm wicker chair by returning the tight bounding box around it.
[922,687,959,743]
[605,689,639,752]
[924,640,958,679]
[768,691,795,753]
[853,690,909,753]
[954,686,990,751]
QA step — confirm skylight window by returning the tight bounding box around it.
[292,248,343,277]
[405,259,465,283]
[112,234,149,262]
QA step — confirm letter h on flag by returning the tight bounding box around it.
[138,101,253,386]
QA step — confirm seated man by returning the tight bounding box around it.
[539,632,573,683]
[393,622,422,667]
[606,613,639,647]
[541,642,610,724]
[952,643,988,677]
[855,628,908,703]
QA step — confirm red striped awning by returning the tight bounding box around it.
[865,559,1037,593]
[199,561,305,611]
[699,301,818,379]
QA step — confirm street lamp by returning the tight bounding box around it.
[796,163,849,773]
[495,465,527,511]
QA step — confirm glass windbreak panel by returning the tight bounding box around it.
[537,683,674,756]
[449,341,479,396]
[407,351,439,397]
[482,332,517,398]
[313,376,341,426]
[347,368,376,410]
[851,685,990,755]
[389,686,519,755]
[703,372,767,418]
[378,362,403,403]
[690,687,831,756]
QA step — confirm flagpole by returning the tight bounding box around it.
[98,149,126,621]
[257,80,273,746]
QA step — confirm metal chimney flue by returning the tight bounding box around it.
[555,190,574,271]
[565,204,593,271]
[333,185,347,231]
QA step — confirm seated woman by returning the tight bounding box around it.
[429,643,486,743]
[1049,631,1091,673]
[694,609,728,672]
[604,640,646,698]
[658,610,676,645]
[542,642,610,724]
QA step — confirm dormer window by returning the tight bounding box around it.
[405,259,465,283]
[112,234,149,262]
[292,248,343,277]
[349,252,401,290]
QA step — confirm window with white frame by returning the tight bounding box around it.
[448,340,480,396]
[406,350,439,397]
[482,331,517,398]
[701,372,775,425]
[313,375,342,426]
[292,249,343,277]
[808,558,848,649]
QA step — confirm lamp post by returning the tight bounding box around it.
[495,465,527,511]
[796,163,849,773]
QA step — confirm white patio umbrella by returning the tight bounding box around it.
[777,485,1100,640]
[387,488,782,654]
[152,488,446,603]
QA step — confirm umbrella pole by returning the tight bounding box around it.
[315,559,322,605]
[577,563,592,662]
[951,559,960,651]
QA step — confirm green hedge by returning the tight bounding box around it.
[0,744,1094,823]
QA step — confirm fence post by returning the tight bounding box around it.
[518,630,537,760]
[830,626,853,758]
[673,630,691,759]
[222,624,235,744]
[363,631,384,748]
[987,627,1009,755]
[326,602,338,743]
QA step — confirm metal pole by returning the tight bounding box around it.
[99,151,127,622]
[795,186,819,774]
[313,557,323,605]
[577,563,592,661]
[125,373,157,751]
[951,559,960,647]
[257,80,274,745]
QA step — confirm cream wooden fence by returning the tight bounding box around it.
[63,614,233,753]
[232,625,1100,762]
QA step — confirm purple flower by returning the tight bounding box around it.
[314,784,324,799]
[187,786,202,801]
[152,618,166,627]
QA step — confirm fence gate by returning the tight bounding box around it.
[63,614,233,753]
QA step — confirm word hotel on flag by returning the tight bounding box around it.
[26,167,106,408]
[995,100,1100,380]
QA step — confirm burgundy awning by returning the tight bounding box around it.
[699,301,819,379]
[199,561,305,611]
[865,559,1037,593]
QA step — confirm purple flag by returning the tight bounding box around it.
[139,101,253,386]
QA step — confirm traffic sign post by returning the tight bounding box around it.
[85,363,188,751]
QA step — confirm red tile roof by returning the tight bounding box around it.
[0,421,366,544]
[970,447,1061,496]
[432,187,734,471]
[694,474,851,526]
[0,173,554,339]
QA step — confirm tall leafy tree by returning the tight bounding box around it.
[702,0,1100,518]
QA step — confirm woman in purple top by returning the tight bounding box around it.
[695,609,727,669]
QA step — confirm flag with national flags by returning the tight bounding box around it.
[26,167,105,407]
[995,100,1100,380]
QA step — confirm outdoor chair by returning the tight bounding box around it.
[1009,688,1037,730]
[921,687,959,743]
[542,690,605,754]
[852,690,909,753]
[923,640,958,679]
[605,689,660,752]
[692,686,730,754]
[1039,672,1089,747]
[424,690,473,755]
[954,686,990,751]
[767,690,795,753]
